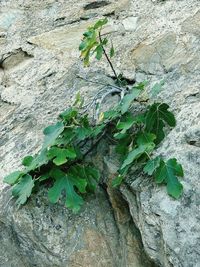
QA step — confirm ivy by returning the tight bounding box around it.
[3,19,184,213]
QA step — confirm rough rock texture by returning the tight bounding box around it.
[0,0,200,266]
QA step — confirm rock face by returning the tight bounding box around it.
[0,0,200,267]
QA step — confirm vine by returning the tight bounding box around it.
[4,19,184,213]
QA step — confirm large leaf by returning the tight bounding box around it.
[145,103,176,144]
[154,158,183,199]
[43,121,64,148]
[12,174,34,205]
[48,168,87,213]
[48,147,76,166]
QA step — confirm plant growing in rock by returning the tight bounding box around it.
[4,19,184,213]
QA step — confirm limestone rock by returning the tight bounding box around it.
[0,0,200,266]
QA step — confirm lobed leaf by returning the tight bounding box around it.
[12,174,34,206]
[154,158,183,199]
[48,168,87,213]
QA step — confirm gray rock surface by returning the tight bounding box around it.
[0,0,200,266]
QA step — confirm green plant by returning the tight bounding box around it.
[4,19,184,213]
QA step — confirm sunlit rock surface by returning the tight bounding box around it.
[0,0,199,266]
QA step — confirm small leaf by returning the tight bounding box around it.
[4,171,23,185]
[59,108,78,122]
[136,132,156,146]
[48,147,76,166]
[25,149,49,172]
[143,156,161,175]
[150,80,165,97]
[110,45,115,58]
[121,132,155,170]
[12,174,34,206]
[91,124,105,137]
[79,40,87,51]
[112,175,123,188]
[75,126,92,140]
[43,122,64,148]
[117,113,145,133]
[121,145,150,170]
[95,45,103,60]
[93,18,108,29]
[73,92,84,108]
[22,156,34,167]
[38,173,50,182]
[120,88,141,114]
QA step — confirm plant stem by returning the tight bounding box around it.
[98,31,119,83]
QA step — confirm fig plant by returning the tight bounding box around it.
[4,18,184,213]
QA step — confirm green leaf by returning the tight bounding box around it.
[59,108,78,121]
[95,45,103,60]
[91,124,105,137]
[120,88,141,114]
[12,174,34,205]
[112,175,123,188]
[115,134,131,156]
[143,156,161,175]
[4,171,23,185]
[136,132,156,146]
[93,18,108,29]
[84,166,100,191]
[25,149,49,172]
[145,103,176,144]
[69,165,100,192]
[134,81,148,90]
[110,45,115,58]
[150,80,165,97]
[56,128,75,145]
[114,132,129,140]
[48,147,76,166]
[103,108,120,120]
[48,168,87,213]
[75,126,92,140]
[43,122,64,148]
[117,113,145,133]
[38,173,50,182]
[79,39,88,51]
[121,145,150,170]
[22,156,34,167]
[121,132,155,170]
[154,158,183,199]
[73,92,84,108]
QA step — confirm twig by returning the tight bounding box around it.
[98,31,119,83]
